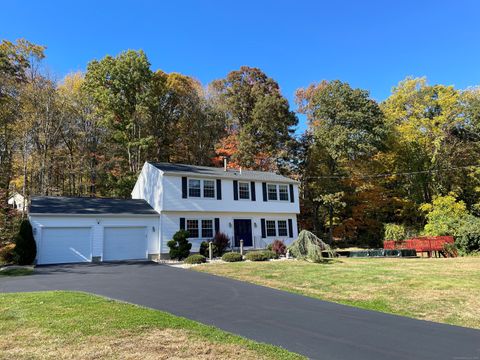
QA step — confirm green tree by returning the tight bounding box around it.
[420,194,469,236]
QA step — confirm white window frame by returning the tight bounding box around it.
[278,184,289,201]
[186,218,215,239]
[277,220,288,237]
[267,184,278,201]
[266,220,277,237]
[188,178,216,199]
[238,182,250,200]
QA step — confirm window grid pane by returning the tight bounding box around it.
[279,185,289,201]
[267,184,278,200]
[189,179,201,197]
[203,180,215,198]
[201,220,213,238]
[186,220,199,238]
[239,182,250,199]
[266,220,276,237]
[277,220,288,236]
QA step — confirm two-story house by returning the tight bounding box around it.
[132,162,300,256]
[29,162,299,264]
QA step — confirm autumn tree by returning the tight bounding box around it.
[211,66,297,170]
[296,80,386,243]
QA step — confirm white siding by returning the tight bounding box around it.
[30,215,160,263]
[131,162,164,212]
[162,175,300,214]
[161,211,298,253]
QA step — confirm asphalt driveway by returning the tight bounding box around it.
[1,262,479,360]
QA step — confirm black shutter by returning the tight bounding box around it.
[262,182,267,202]
[214,218,220,234]
[180,218,185,230]
[289,184,294,203]
[233,180,238,200]
[288,219,293,238]
[216,179,222,200]
[182,177,188,198]
[261,218,266,238]
[251,181,256,201]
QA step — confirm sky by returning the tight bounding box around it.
[2,0,480,132]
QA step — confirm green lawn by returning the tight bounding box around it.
[0,268,33,277]
[195,257,480,329]
[0,291,304,360]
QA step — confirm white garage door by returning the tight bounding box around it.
[39,227,92,265]
[103,227,147,261]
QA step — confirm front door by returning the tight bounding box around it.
[234,219,253,247]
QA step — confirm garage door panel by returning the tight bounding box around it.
[39,227,91,265]
[103,227,147,261]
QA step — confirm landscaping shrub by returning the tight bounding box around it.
[212,232,230,256]
[289,230,334,262]
[0,243,15,264]
[13,220,36,265]
[199,241,210,257]
[245,250,277,261]
[184,254,206,264]
[167,230,192,260]
[271,240,287,255]
[222,252,243,262]
[455,215,480,254]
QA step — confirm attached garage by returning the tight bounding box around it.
[29,197,160,265]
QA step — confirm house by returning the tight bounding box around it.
[29,162,300,265]
[8,192,26,212]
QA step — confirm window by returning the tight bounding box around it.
[201,220,213,238]
[186,220,199,238]
[278,220,288,236]
[189,178,215,198]
[203,180,215,198]
[267,184,278,200]
[279,185,289,201]
[266,220,277,237]
[239,182,250,199]
[188,179,201,197]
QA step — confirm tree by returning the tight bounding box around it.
[211,66,297,170]
[296,80,386,243]
[420,194,469,236]
[83,50,154,182]
[167,230,192,260]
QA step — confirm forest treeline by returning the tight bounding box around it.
[1,39,480,248]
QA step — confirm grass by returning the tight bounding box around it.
[0,268,33,277]
[0,291,304,360]
[195,257,480,329]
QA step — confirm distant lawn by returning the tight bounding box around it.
[195,257,480,329]
[0,291,304,360]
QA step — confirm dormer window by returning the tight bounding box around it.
[188,178,215,199]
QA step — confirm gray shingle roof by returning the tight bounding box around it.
[148,162,298,183]
[29,196,158,215]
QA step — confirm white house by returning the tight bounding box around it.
[8,192,27,212]
[29,162,300,265]
[132,162,300,257]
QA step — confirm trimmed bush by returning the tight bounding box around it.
[245,250,277,262]
[199,241,210,257]
[167,230,192,260]
[0,243,15,264]
[184,254,206,264]
[289,230,333,262]
[13,220,36,265]
[271,240,287,255]
[222,252,243,262]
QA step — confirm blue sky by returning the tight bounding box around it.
[2,0,480,132]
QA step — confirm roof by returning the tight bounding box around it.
[29,196,159,215]
[148,162,298,184]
